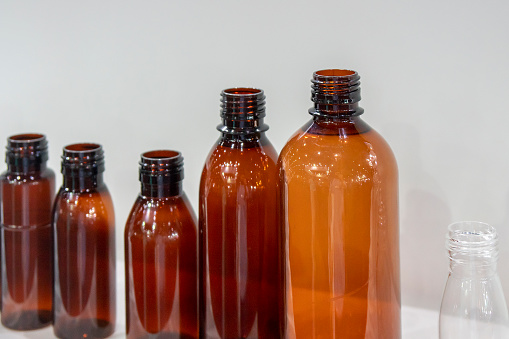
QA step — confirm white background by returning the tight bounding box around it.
[1,0,509,331]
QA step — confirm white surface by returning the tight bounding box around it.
[1,0,509,314]
[0,261,439,338]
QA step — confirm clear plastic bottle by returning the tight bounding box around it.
[125,150,198,338]
[278,69,400,338]
[0,133,55,330]
[439,221,509,338]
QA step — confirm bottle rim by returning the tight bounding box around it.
[446,221,498,259]
[63,143,102,153]
[8,133,46,143]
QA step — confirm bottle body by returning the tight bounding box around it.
[0,133,55,330]
[439,221,509,338]
[125,150,198,338]
[279,70,400,338]
[53,144,116,338]
[199,88,283,338]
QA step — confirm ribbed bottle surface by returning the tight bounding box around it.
[6,133,48,172]
[310,69,364,116]
[218,88,268,134]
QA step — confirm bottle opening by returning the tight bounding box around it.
[142,150,180,161]
[6,133,49,171]
[223,88,263,96]
[9,133,45,142]
[61,143,105,175]
[310,69,363,117]
[447,221,498,261]
[315,69,357,77]
[64,143,102,153]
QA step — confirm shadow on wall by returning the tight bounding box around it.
[394,125,452,310]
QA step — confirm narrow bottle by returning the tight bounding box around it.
[125,150,198,338]
[278,69,401,338]
[439,221,509,338]
[53,143,116,338]
[0,133,55,330]
[199,88,283,338]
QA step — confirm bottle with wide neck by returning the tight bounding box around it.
[199,88,283,338]
[278,69,401,338]
[125,150,198,338]
[439,221,509,338]
[52,143,116,339]
[0,133,55,330]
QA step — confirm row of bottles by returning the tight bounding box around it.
[0,69,402,338]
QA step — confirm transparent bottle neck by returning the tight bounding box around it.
[447,221,499,278]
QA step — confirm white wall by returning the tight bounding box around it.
[1,0,509,312]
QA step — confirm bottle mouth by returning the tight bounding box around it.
[139,149,184,183]
[310,69,363,117]
[61,143,104,174]
[447,221,498,260]
[6,133,48,164]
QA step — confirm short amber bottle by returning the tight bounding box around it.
[0,133,55,330]
[53,143,116,338]
[279,70,401,338]
[125,150,198,338]
[199,88,283,338]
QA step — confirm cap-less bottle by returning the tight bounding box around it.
[53,143,116,338]
[278,70,401,338]
[440,221,509,338]
[125,150,198,338]
[199,88,283,338]
[0,133,55,330]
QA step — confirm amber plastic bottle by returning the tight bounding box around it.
[53,143,116,338]
[125,150,198,338]
[199,88,283,339]
[278,70,401,339]
[0,133,55,330]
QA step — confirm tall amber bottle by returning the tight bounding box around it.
[0,133,55,330]
[125,150,198,338]
[279,70,400,338]
[199,88,283,338]
[53,143,116,338]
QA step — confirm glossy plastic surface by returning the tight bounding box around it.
[125,194,198,338]
[0,168,55,330]
[279,116,401,338]
[53,144,116,339]
[199,135,283,339]
[439,221,509,338]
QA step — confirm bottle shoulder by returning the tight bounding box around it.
[0,167,55,185]
[125,193,197,237]
[279,118,397,180]
[54,184,115,222]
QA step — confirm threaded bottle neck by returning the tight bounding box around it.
[139,150,183,198]
[61,143,105,190]
[446,221,499,276]
[6,133,48,173]
[309,69,364,117]
[217,87,268,135]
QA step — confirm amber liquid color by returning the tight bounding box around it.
[278,70,401,338]
[0,134,55,330]
[125,150,198,338]
[53,143,116,338]
[199,88,283,338]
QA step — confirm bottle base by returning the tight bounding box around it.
[1,309,52,331]
[54,318,115,339]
